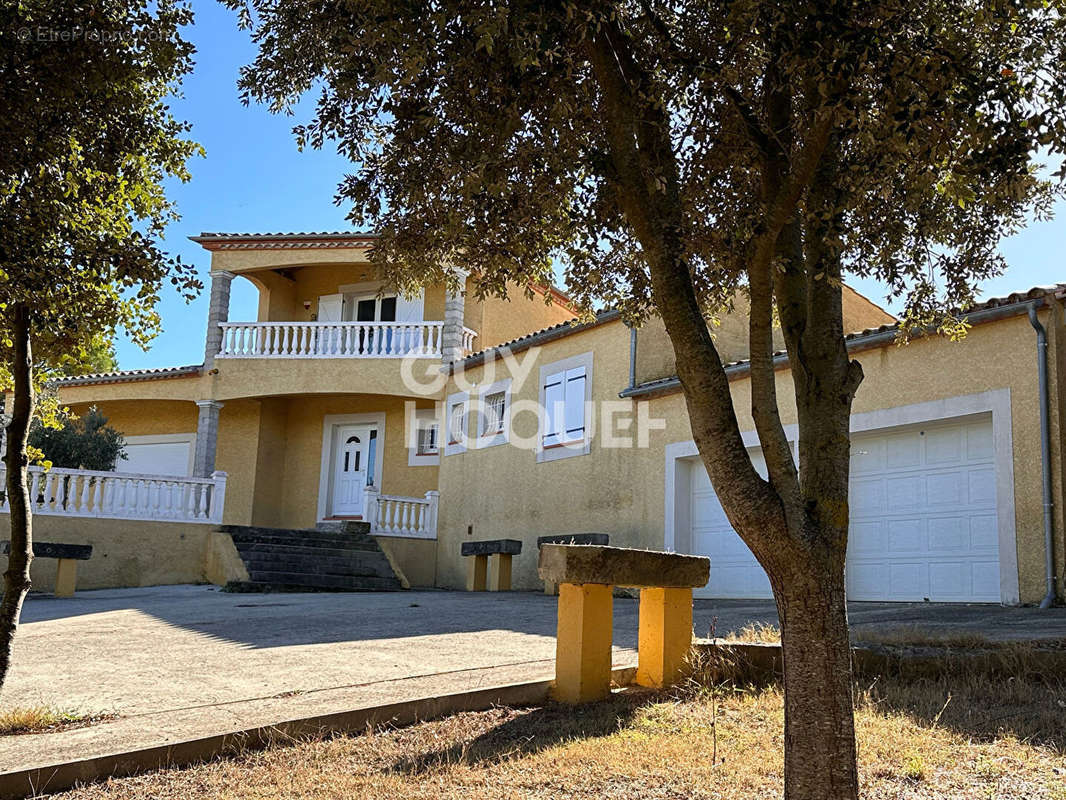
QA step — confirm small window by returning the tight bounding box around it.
[448,401,466,445]
[417,424,439,455]
[481,391,506,437]
[543,365,586,448]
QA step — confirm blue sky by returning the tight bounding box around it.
[117,0,1066,371]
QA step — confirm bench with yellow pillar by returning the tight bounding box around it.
[461,539,522,591]
[0,540,93,597]
[538,544,710,704]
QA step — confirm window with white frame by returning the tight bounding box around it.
[448,401,466,444]
[417,423,439,455]
[444,391,469,456]
[538,352,592,462]
[475,379,511,448]
[408,407,442,466]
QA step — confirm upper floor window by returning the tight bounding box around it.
[538,353,593,463]
[475,379,512,448]
[444,391,469,456]
[417,424,439,456]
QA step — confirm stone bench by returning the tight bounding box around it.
[0,541,93,598]
[538,544,709,704]
[536,534,610,595]
[461,539,522,591]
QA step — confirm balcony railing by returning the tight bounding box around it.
[364,488,438,539]
[0,466,227,524]
[216,321,477,359]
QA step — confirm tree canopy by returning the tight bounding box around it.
[0,0,202,376]
[231,0,1065,324]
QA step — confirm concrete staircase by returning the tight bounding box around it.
[219,521,404,592]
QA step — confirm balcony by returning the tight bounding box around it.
[216,321,477,359]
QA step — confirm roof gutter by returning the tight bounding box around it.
[1028,302,1059,609]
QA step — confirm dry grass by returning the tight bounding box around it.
[716,620,781,643]
[0,706,111,736]
[854,623,995,648]
[51,671,1066,800]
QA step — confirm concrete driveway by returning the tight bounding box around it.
[2,585,1064,774]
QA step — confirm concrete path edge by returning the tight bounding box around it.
[0,665,638,800]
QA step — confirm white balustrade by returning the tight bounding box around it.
[216,321,448,359]
[461,327,478,354]
[0,466,228,524]
[364,488,439,539]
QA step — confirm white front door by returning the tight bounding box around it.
[331,425,372,516]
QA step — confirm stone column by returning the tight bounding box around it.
[440,285,466,363]
[192,400,224,478]
[203,270,235,368]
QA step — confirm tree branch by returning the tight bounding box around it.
[586,19,790,562]
[635,0,772,155]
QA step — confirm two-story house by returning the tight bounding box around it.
[6,230,1063,607]
[37,231,575,588]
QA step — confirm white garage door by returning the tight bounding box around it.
[687,415,1001,603]
[690,451,773,599]
[119,438,193,477]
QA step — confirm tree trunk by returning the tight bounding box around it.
[775,557,858,800]
[0,303,34,692]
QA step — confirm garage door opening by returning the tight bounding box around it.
[675,414,1002,603]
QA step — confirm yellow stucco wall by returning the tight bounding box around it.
[437,307,1063,603]
[268,394,439,529]
[375,536,437,587]
[208,357,442,401]
[1,517,212,592]
[65,399,198,437]
[477,288,576,351]
[635,286,897,385]
[57,375,204,407]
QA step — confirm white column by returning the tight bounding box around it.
[441,285,466,363]
[192,400,224,478]
[204,270,235,368]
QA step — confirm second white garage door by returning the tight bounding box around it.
[688,415,1001,603]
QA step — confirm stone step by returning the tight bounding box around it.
[219,523,403,593]
[240,553,395,578]
[221,524,372,544]
[314,521,372,534]
[232,540,380,558]
[228,531,379,550]
[241,571,403,592]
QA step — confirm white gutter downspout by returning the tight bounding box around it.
[1028,302,1058,609]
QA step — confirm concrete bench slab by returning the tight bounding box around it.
[0,541,93,597]
[536,535,610,595]
[538,544,708,589]
[460,539,522,556]
[0,541,92,560]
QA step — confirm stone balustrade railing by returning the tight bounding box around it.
[365,488,439,539]
[0,466,227,524]
[216,321,477,359]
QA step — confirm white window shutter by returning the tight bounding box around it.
[563,366,586,442]
[317,293,344,321]
[394,289,425,322]
[543,371,565,446]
